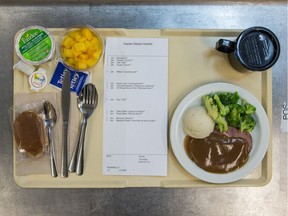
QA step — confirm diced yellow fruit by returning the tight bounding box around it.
[61,28,103,70]
[90,37,99,46]
[72,46,81,57]
[63,48,73,58]
[62,36,75,49]
[93,50,101,59]
[86,46,96,55]
[82,28,93,41]
[74,42,87,52]
[78,36,87,43]
[67,58,76,65]
[79,53,89,60]
[76,61,88,70]
[69,31,82,41]
[86,57,98,68]
[84,40,92,49]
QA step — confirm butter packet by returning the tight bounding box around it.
[50,62,89,95]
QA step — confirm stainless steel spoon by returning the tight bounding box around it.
[68,83,98,175]
[44,101,58,178]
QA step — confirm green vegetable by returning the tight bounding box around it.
[202,95,219,121]
[240,114,256,132]
[242,100,256,115]
[218,92,240,105]
[215,115,228,132]
[213,94,230,116]
[202,91,257,132]
[226,104,244,128]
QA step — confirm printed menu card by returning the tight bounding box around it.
[103,37,168,176]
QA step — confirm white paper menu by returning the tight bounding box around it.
[103,37,168,176]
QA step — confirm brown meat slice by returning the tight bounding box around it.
[214,126,253,153]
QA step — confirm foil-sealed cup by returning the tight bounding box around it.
[15,26,55,66]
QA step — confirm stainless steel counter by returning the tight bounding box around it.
[0,2,287,216]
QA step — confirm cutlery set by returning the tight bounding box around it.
[69,83,98,175]
[44,70,98,178]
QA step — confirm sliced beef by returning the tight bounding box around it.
[214,126,253,153]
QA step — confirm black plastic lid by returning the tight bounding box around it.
[235,27,280,71]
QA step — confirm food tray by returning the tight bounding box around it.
[13,28,272,188]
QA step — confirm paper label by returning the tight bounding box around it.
[281,102,288,132]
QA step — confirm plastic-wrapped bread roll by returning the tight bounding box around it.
[13,111,46,158]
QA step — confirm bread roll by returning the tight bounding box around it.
[14,111,46,157]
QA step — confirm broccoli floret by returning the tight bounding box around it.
[202,95,219,120]
[213,94,230,116]
[226,104,244,128]
[202,92,257,132]
[244,104,256,115]
[242,100,256,115]
[218,92,240,105]
[215,115,228,132]
[240,115,256,132]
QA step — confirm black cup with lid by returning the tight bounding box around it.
[216,26,280,72]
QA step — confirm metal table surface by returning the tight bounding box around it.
[0,2,287,216]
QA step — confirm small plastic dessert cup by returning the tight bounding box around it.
[15,26,56,66]
[58,25,104,72]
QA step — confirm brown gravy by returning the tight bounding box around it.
[184,131,250,174]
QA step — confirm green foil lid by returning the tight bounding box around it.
[16,26,55,65]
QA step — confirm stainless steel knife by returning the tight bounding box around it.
[61,70,71,178]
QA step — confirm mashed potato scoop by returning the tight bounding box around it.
[183,106,215,138]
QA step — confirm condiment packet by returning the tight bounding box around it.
[29,68,48,91]
[50,62,89,95]
[13,60,48,91]
[13,60,35,76]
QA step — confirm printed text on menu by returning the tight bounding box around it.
[103,37,168,176]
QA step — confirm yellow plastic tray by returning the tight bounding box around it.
[13,28,272,188]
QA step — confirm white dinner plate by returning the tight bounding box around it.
[170,82,270,183]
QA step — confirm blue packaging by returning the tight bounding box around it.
[50,62,89,95]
